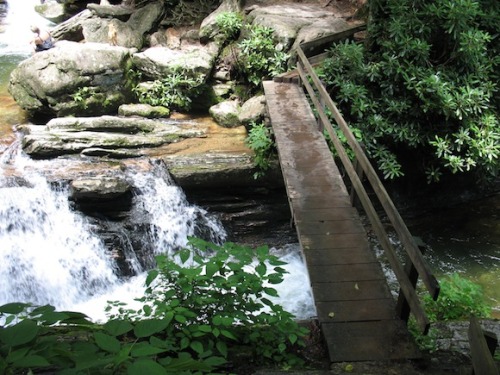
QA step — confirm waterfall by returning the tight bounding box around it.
[0,172,120,309]
[0,0,53,56]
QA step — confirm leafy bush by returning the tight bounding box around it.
[319,0,499,183]
[108,237,308,368]
[409,273,491,351]
[238,25,289,87]
[134,68,204,111]
[423,273,491,321]
[246,121,276,179]
[215,11,243,42]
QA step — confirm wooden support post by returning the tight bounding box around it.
[468,316,499,375]
[395,237,426,326]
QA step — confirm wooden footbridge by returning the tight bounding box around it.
[263,29,441,362]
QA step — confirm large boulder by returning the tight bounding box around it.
[132,41,220,82]
[83,1,165,49]
[209,100,241,128]
[8,41,133,118]
[245,4,351,51]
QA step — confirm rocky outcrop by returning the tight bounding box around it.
[18,115,206,158]
[131,41,220,82]
[245,3,351,52]
[83,1,164,49]
[9,41,133,117]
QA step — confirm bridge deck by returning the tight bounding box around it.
[263,81,419,362]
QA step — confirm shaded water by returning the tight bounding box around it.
[408,195,500,318]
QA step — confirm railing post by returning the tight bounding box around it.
[468,316,499,375]
[350,144,365,208]
[395,236,427,326]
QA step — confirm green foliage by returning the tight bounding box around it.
[215,12,243,42]
[238,25,289,87]
[134,68,203,111]
[108,237,308,368]
[71,86,96,109]
[319,0,499,182]
[0,239,308,374]
[409,273,492,351]
[245,121,276,179]
[423,273,491,322]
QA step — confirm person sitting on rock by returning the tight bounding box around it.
[30,25,54,53]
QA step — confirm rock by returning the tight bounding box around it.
[35,0,69,24]
[209,100,241,128]
[83,1,164,49]
[18,116,206,158]
[51,9,94,42]
[132,42,220,82]
[238,95,266,125]
[118,103,170,118]
[8,41,133,117]
[245,4,350,51]
[70,176,131,200]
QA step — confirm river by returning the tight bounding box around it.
[0,0,498,321]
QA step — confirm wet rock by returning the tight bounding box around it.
[8,41,133,117]
[118,103,170,118]
[209,99,240,128]
[238,95,266,126]
[131,41,219,82]
[18,116,206,158]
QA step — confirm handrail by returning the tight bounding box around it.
[292,43,440,333]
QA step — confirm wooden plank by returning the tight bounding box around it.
[322,320,420,361]
[312,280,392,301]
[316,299,396,323]
[296,219,365,235]
[304,246,376,266]
[468,316,499,375]
[306,263,385,283]
[300,233,369,250]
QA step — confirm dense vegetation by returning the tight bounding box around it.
[319,0,499,183]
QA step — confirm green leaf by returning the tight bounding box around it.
[145,269,159,287]
[220,330,237,340]
[94,332,121,353]
[104,319,134,336]
[205,262,219,278]
[0,302,30,314]
[128,359,167,375]
[131,343,167,357]
[179,248,191,264]
[216,341,228,357]
[263,287,279,297]
[134,318,171,338]
[12,355,51,368]
[255,263,267,276]
[190,340,204,355]
[0,319,39,346]
[204,356,227,367]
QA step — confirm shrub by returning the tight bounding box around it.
[215,11,243,42]
[246,121,276,178]
[134,68,204,112]
[423,273,491,321]
[319,0,499,183]
[237,25,289,87]
[107,237,308,369]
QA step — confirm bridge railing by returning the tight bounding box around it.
[286,40,440,334]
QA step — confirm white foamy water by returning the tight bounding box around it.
[0,0,54,56]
